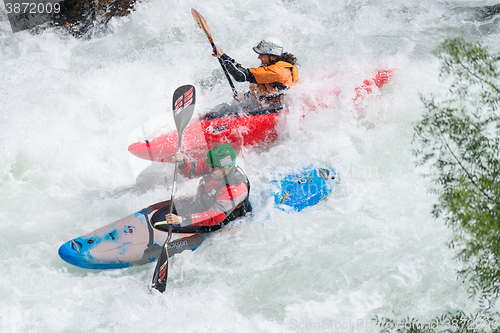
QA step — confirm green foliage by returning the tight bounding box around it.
[414,37,500,305]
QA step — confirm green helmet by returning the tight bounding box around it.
[205,144,236,168]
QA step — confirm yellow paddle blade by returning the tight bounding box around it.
[191,8,214,44]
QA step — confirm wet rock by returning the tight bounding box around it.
[54,0,137,36]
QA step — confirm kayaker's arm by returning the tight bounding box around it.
[178,159,211,178]
[219,54,258,84]
[162,203,228,228]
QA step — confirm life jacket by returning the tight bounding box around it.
[248,61,299,103]
[161,166,252,233]
[196,166,251,224]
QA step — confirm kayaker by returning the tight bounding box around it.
[154,144,252,233]
[212,37,299,107]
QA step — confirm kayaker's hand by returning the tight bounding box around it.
[212,45,224,58]
[173,152,185,164]
[165,214,182,225]
[233,92,245,101]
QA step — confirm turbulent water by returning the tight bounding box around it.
[1,0,500,332]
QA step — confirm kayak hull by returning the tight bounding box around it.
[58,201,206,269]
[128,69,394,163]
[128,111,281,162]
[58,166,341,269]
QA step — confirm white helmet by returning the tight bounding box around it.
[253,37,284,56]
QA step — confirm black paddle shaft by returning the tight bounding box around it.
[151,84,196,293]
[168,85,196,216]
[212,44,238,97]
[191,8,238,97]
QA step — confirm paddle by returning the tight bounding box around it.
[191,8,238,98]
[151,84,196,293]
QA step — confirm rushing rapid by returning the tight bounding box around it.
[1,1,499,332]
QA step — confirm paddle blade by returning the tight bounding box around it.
[191,8,214,44]
[151,244,169,293]
[172,85,196,137]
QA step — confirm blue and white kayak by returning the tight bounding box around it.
[58,165,340,270]
[58,200,206,270]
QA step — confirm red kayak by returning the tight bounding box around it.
[128,69,393,162]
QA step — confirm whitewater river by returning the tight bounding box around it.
[1,0,500,332]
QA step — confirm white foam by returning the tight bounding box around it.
[0,0,496,331]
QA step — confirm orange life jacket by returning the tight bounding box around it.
[248,61,299,103]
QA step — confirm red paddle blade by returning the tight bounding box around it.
[151,244,169,293]
[191,8,214,44]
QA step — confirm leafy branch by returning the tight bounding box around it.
[414,37,500,305]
